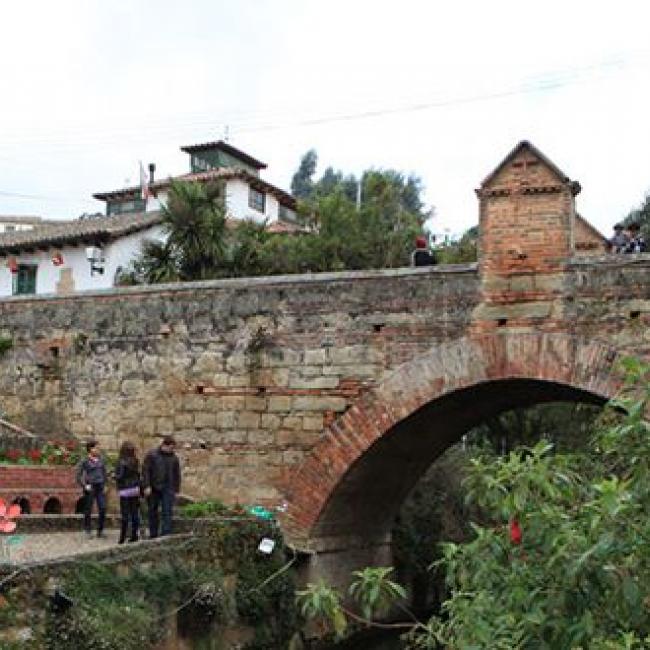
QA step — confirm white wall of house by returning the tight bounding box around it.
[104,225,166,282]
[146,193,166,213]
[143,180,296,223]
[0,223,38,234]
[0,225,166,297]
[225,178,279,223]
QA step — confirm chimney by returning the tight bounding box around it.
[148,163,156,184]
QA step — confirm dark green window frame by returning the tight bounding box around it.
[248,187,265,213]
[12,264,37,295]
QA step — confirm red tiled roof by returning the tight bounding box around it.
[93,168,296,208]
[266,220,310,234]
[179,140,267,169]
[0,211,163,255]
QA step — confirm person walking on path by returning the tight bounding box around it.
[115,441,141,544]
[75,440,107,538]
[142,435,181,538]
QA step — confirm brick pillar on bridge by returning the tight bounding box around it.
[472,140,581,333]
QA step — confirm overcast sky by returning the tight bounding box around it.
[1,1,649,237]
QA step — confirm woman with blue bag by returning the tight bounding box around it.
[115,441,141,544]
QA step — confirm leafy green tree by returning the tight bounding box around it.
[126,180,228,282]
[468,401,602,455]
[163,180,228,280]
[436,225,478,264]
[225,219,271,277]
[290,149,318,200]
[407,362,650,648]
[623,191,650,241]
[349,567,407,621]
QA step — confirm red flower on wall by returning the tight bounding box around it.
[510,519,523,545]
[28,448,42,463]
[7,257,18,274]
[5,449,21,462]
[51,252,64,266]
[0,498,20,533]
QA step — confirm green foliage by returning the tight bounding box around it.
[435,225,478,264]
[0,336,13,355]
[290,149,318,200]
[45,562,226,650]
[180,498,231,518]
[197,517,296,649]
[296,580,347,639]
[126,180,228,284]
[393,445,473,612]
[622,191,650,241]
[348,567,406,621]
[408,363,650,648]
[232,524,297,649]
[467,401,602,455]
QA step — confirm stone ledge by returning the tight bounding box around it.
[0,263,478,305]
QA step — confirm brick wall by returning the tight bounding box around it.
[477,142,577,281]
[0,465,79,514]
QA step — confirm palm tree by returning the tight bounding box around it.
[162,180,228,280]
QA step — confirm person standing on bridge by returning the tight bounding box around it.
[625,223,647,253]
[411,235,436,267]
[142,435,181,538]
[608,223,628,253]
[75,440,107,539]
[115,441,141,544]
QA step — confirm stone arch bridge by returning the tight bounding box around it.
[1,141,648,583]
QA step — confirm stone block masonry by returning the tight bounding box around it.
[0,266,479,509]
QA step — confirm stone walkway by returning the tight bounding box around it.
[1,529,123,565]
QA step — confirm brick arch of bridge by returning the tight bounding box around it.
[282,332,625,548]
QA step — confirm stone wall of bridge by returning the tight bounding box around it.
[0,266,478,508]
[0,256,649,520]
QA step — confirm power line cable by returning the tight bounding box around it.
[0,57,626,154]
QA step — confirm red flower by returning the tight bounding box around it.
[65,440,78,452]
[28,449,42,463]
[6,449,21,462]
[0,498,20,533]
[510,519,522,545]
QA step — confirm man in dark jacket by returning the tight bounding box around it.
[75,440,107,538]
[411,235,436,267]
[142,435,181,538]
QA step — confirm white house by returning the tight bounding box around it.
[93,140,298,225]
[0,215,59,234]
[0,141,302,297]
[0,212,166,296]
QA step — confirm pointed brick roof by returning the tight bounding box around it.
[480,140,581,195]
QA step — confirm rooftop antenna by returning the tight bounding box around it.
[223,125,230,142]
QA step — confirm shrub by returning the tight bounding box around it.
[180,499,230,518]
[5,449,22,463]
[28,448,42,463]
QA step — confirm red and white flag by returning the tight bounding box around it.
[140,161,151,201]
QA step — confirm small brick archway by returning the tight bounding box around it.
[282,332,624,549]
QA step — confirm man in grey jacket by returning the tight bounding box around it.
[75,440,107,538]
